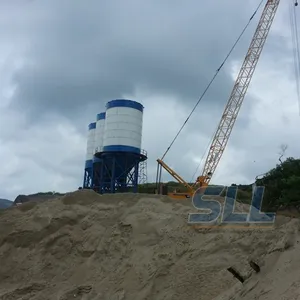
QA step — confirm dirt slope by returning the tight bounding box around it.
[213,217,300,300]
[0,190,298,300]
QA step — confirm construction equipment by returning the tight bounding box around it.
[156,0,287,199]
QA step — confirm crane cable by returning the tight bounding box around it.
[191,0,300,183]
[190,130,214,183]
[289,0,300,115]
[160,0,265,161]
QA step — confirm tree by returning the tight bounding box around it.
[278,144,288,164]
[256,156,300,211]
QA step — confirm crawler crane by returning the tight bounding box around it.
[156,0,295,199]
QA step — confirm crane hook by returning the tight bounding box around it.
[295,0,298,6]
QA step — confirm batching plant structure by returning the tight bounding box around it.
[83,122,96,188]
[92,111,106,185]
[92,99,148,193]
[95,112,106,153]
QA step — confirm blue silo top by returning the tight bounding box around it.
[88,122,96,130]
[97,112,106,120]
[106,99,144,112]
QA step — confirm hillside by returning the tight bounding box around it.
[256,157,300,211]
[0,157,299,299]
[145,157,300,211]
[138,182,253,202]
[0,189,299,299]
[0,199,12,209]
[13,192,65,205]
[214,230,300,300]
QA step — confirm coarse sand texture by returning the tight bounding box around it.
[0,189,299,300]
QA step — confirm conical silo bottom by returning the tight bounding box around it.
[93,150,147,193]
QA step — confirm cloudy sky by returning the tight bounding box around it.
[0,0,299,200]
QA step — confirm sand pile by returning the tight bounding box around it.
[0,189,299,300]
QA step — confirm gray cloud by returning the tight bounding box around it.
[5,0,260,121]
[0,0,298,200]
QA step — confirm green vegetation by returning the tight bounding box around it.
[139,156,300,212]
[256,157,300,211]
[138,182,254,204]
[36,192,65,196]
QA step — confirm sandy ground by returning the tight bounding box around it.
[0,189,299,300]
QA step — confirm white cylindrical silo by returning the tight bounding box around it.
[95,112,106,153]
[85,122,96,168]
[103,99,144,154]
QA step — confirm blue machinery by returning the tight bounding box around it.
[83,99,148,193]
[92,148,147,193]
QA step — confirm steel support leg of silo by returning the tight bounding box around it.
[93,166,99,193]
[83,171,87,188]
[90,167,94,189]
[133,161,139,193]
[93,167,97,192]
[83,170,90,188]
[99,161,104,194]
[110,157,116,193]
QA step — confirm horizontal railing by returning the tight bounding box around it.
[94,146,103,153]
[140,149,147,156]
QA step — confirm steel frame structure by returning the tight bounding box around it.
[93,150,147,194]
[201,0,281,185]
[138,159,148,185]
[83,168,93,189]
[156,0,282,195]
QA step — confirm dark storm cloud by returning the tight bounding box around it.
[0,0,297,201]
[3,0,263,125]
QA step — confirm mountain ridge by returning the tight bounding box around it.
[0,198,12,209]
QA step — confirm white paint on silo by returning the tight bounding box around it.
[103,99,144,154]
[95,112,106,153]
[85,122,96,168]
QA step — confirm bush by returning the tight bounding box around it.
[256,157,300,211]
